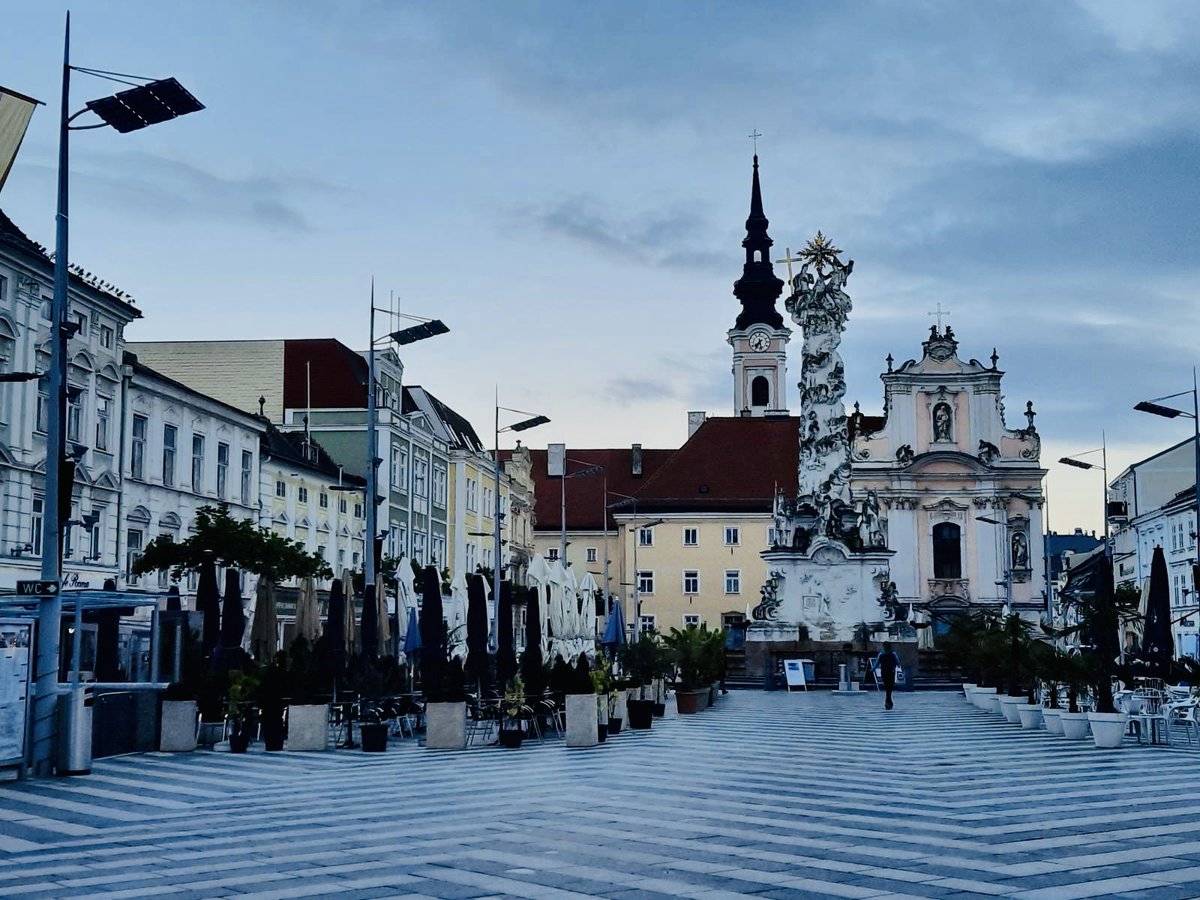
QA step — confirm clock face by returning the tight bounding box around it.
[749,332,770,352]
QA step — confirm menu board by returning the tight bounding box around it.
[0,620,33,767]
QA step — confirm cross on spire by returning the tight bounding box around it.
[775,246,803,288]
[749,129,762,153]
[928,302,951,330]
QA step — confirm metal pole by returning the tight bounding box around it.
[1193,367,1199,581]
[631,499,639,644]
[491,391,501,652]
[32,13,70,774]
[602,475,610,626]
[365,287,377,592]
[560,467,567,563]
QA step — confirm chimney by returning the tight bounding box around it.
[631,444,643,477]
[687,411,707,438]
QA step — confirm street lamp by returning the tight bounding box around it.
[976,515,1011,615]
[33,14,204,775]
[608,489,662,643]
[565,459,609,625]
[1135,369,1200,582]
[1058,434,1109,548]
[561,459,603,566]
[364,285,447,654]
[492,404,549,652]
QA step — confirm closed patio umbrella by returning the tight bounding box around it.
[341,568,358,656]
[250,578,278,660]
[326,578,346,673]
[1143,546,1175,679]
[294,576,322,645]
[497,579,517,685]
[577,572,599,659]
[360,583,379,659]
[466,572,489,686]
[602,596,627,650]
[166,584,181,612]
[196,558,220,659]
[419,566,444,691]
[448,573,469,664]
[221,569,246,646]
[376,575,391,657]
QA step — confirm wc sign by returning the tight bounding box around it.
[16,580,59,597]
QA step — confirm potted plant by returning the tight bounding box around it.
[607,686,625,734]
[499,676,525,749]
[283,637,331,751]
[591,660,610,743]
[664,625,709,714]
[354,659,390,753]
[998,614,1034,724]
[257,653,288,751]
[225,669,258,754]
[160,680,200,752]
[620,638,660,730]
[425,657,468,749]
[565,657,599,748]
[1056,652,1093,740]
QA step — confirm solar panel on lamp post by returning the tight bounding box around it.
[32,14,205,776]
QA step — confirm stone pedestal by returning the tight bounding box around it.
[159,700,198,752]
[287,704,330,751]
[565,693,599,748]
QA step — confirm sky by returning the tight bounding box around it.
[2,0,1199,536]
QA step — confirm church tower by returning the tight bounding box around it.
[728,155,791,416]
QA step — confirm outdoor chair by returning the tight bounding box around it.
[536,697,563,737]
[1130,688,1169,745]
[516,703,544,743]
[1165,701,1199,746]
[466,698,501,746]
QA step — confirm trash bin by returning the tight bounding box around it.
[57,684,93,776]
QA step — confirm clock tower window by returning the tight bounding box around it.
[751,376,770,407]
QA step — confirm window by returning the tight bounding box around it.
[100,324,114,349]
[71,311,88,337]
[162,424,177,487]
[639,615,656,632]
[397,524,408,557]
[319,492,328,508]
[66,388,83,443]
[316,544,326,561]
[392,446,409,490]
[466,478,478,512]
[724,526,740,546]
[35,384,49,433]
[0,274,6,301]
[275,480,286,498]
[586,547,598,563]
[412,531,427,564]
[683,614,701,628]
[725,570,741,594]
[240,450,252,505]
[95,395,111,451]
[933,522,962,579]
[433,465,447,507]
[191,434,205,490]
[637,570,654,594]
[131,415,147,479]
[88,514,103,562]
[31,495,43,557]
[548,548,559,561]
[432,534,446,567]
[337,548,345,569]
[354,502,363,519]
[298,486,308,503]
[126,528,144,585]
[751,375,770,407]
[683,570,699,594]
[638,527,654,547]
[683,527,698,547]
[217,442,229,498]
[413,458,428,498]
[482,486,493,517]
[339,496,347,514]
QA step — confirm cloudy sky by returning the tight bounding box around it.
[3,1,1199,535]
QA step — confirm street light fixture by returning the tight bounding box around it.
[608,489,663,643]
[491,403,549,652]
[33,14,204,776]
[975,515,1010,615]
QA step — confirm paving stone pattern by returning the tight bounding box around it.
[1,691,1199,898]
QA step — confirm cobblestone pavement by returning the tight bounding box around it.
[2,690,1199,898]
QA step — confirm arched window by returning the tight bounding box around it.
[932,522,961,579]
[751,376,770,407]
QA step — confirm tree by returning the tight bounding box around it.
[132,502,332,582]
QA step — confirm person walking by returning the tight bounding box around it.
[872,642,901,710]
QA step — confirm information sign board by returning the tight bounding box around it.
[783,659,807,691]
[0,619,33,773]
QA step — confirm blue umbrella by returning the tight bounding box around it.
[603,597,627,647]
[403,607,422,654]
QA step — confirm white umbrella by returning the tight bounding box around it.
[294,576,322,645]
[448,572,469,663]
[562,565,580,661]
[395,556,416,652]
[527,555,553,659]
[577,572,599,658]
[546,561,568,662]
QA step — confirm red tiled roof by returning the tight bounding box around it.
[283,339,368,410]
[629,416,799,514]
[516,447,676,532]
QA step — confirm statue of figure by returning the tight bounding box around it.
[896,444,914,466]
[933,402,953,442]
[857,489,885,548]
[978,440,1000,465]
[1011,531,1030,569]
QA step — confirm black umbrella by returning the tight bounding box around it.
[220,569,246,649]
[326,578,346,672]
[360,583,379,659]
[496,580,517,686]
[166,584,181,612]
[196,558,220,659]
[521,585,546,694]
[1143,545,1175,678]
[466,573,489,685]
[419,566,444,651]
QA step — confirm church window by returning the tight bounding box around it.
[751,376,770,407]
[932,522,962,579]
[683,527,698,547]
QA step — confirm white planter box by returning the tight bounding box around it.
[999,697,1025,723]
[982,693,1004,715]
[425,701,467,750]
[159,700,198,752]
[1042,708,1064,734]
[287,704,330,751]
[971,687,997,710]
[611,690,628,723]
[1017,705,1043,730]
[1088,712,1128,749]
[565,693,599,748]
[962,683,977,698]
[1059,711,1091,740]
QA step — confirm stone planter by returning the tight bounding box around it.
[1017,704,1043,730]
[565,693,599,748]
[1059,711,1091,740]
[425,701,467,750]
[612,690,628,724]
[159,700,198,752]
[1042,708,1064,734]
[1088,712,1128,749]
[962,683,977,698]
[675,689,704,715]
[971,686,997,710]
[982,693,1004,715]
[999,696,1025,724]
[627,699,655,730]
[286,704,330,751]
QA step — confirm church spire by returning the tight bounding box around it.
[733,154,784,330]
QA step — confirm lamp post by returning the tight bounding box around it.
[975,515,1011,616]
[492,404,549,652]
[608,489,662,643]
[33,15,204,775]
[1059,436,1117,657]
[1135,370,1200,581]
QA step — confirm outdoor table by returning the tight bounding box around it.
[1134,712,1168,745]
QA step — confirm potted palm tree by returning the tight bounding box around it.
[664,625,709,714]
[590,662,610,742]
[620,638,659,730]
[499,676,525,749]
[256,653,288,751]
[225,670,258,754]
[565,657,599,748]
